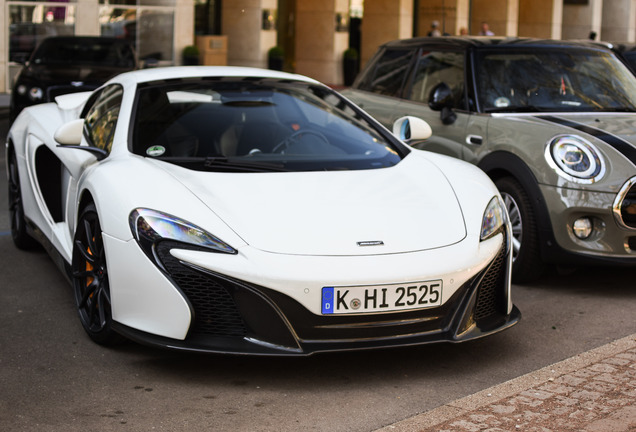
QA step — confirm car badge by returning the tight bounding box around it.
[146,145,166,157]
[71,81,84,87]
[357,240,384,247]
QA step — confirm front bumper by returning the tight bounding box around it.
[111,236,520,356]
[539,180,636,264]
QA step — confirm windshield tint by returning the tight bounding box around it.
[131,78,405,172]
[475,48,636,112]
[32,38,136,68]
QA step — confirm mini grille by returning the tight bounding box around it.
[155,241,247,337]
[474,242,507,321]
[621,184,636,228]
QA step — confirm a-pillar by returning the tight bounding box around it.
[471,0,518,36]
[295,0,348,85]
[601,0,636,42]
[222,0,277,69]
[562,0,603,40]
[417,0,470,37]
[360,0,413,67]
[517,0,562,38]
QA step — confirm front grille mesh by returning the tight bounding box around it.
[474,239,507,321]
[155,241,247,337]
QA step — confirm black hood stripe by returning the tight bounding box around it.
[538,115,636,166]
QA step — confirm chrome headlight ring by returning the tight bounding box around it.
[129,208,237,265]
[544,135,605,184]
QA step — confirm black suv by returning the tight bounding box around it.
[10,36,138,121]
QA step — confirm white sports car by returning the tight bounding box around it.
[6,66,520,355]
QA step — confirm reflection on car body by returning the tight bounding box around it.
[6,66,519,355]
[343,37,636,282]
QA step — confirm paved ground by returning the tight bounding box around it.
[377,335,636,431]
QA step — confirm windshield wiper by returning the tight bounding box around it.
[484,105,550,113]
[202,156,288,172]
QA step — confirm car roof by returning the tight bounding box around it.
[380,36,614,52]
[112,66,321,86]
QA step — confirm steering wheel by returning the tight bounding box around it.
[272,130,330,153]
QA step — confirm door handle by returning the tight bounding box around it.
[466,135,483,145]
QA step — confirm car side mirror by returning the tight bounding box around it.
[55,119,108,160]
[54,119,84,145]
[428,83,457,125]
[392,116,432,141]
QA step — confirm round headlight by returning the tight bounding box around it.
[16,84,28,95]
[545,135,604,183]
[28,87,44,101]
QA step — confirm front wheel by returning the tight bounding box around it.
[495,177,545,283]
[72,203,124,345]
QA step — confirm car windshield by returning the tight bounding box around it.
[475,48,636,113]
[131,78,405,172]
[31,38,136,68]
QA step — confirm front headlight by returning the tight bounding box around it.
[481,196,507,241]
[129,209,237,263]
[545,135,604,183]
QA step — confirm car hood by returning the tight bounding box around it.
[532,113,636,146]
[156,154,467,256]
[21,64,127,85]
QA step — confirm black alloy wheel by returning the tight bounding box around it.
[495,177,545,283]
[72,203,123,345]
[8,150,38,250]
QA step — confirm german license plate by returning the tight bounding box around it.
[321,280,442,315]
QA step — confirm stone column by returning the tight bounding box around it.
[601,0,636,42]
[1,0,6,93]
[294,0,348,84]
[223,0,278,69]
[360,0,413,67]
[517,0,562,39]
[562,0,603,41]
[76,0,100,36]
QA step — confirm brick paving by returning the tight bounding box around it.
[377,334,636,432]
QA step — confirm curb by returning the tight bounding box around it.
[376,333,636,431]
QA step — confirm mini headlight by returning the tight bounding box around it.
[481,196,507,241]
[545,135,604,183]
[29,87,44,101]
[129,209,237,262]
[16,84,28,95]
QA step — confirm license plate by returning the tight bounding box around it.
[321,280,442,315]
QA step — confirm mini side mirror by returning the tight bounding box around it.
[392,116,433,141]
[428,83,457,125]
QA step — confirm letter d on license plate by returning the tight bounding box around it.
[321,280,442,315]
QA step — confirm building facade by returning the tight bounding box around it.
[2,0,636,93]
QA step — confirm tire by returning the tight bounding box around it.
[72,203,124,345]
[7,150,38,250]
[495,177,545,283]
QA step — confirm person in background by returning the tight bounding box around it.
[459,27,468,36]
[428,20,441,37]
[479,21,494,36]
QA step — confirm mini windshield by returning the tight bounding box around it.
[475,48,636,113]
[131,78,406,172]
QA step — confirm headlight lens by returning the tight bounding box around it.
[28,87,44,101]
[130,209,237,261]
[16,84,28,95]
[481,196,507,241]
[546,135,604,183]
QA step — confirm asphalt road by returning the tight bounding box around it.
[1,112,635,432]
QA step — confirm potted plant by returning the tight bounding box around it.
[182,45,200,66]
[268,46,284,71]
[343,48,359,86]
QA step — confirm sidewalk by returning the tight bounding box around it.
[377,334,636,432]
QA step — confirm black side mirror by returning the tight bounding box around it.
[428,83,457,125]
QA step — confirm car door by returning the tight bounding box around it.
[394,49,469,159]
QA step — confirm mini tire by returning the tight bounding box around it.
[72,203,124,345]
[8,149,38,250]
[495,177,545,283]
